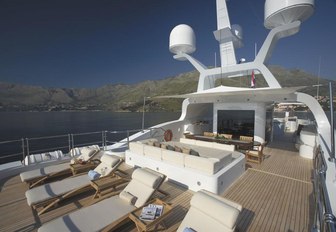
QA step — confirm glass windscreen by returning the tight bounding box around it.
[217,110,255,139]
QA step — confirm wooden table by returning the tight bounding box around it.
[193,135,261,150]
[129,198,173,232]
[90,175,128,199]
[70,162,97,175]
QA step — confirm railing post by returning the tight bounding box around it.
[104,131,108,150]
[71,134,74,150]
[26,138,30,165]
[21,138,25,165]
[101,131,105,150]
[127,130,130,149]
[68,134,71,154]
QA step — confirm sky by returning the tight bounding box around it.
[0,0,335,88]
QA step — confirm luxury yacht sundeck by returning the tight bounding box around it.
[0,0,335,231]
[0,135,315,231]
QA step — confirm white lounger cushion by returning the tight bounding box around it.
[123,168,164,207]
[25,154,120,206]
[20,163,70,182]
[94,155,121,176]
[25,175,89,206]
[38,196,136,232]
[177,190,242,232]
[38,168,164,232]
[79,147,98,160]
[70,147,99,164]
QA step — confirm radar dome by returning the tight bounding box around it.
[169,24,196,55]
[264,0,314,29]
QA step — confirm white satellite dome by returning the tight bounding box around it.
[264,0,315,29]
[169,24,196,55]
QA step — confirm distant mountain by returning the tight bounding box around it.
[0,66,334,112]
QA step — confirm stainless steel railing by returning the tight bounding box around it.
[312,146,336,232]
[0,127,167,165]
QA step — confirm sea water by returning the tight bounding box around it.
[0,111,180,163]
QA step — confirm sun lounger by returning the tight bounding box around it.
[20,146,100,188]
[22,150,64,165]
[177,190,242,232]
[37,167,166,232]
[25,154,123,215]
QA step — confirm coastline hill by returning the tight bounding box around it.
[0,66,333,112]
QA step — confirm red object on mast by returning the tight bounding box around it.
[251,70,255,88]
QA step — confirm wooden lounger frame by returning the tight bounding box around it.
[31,160,126,216]
[25,150,101,189]
[100,171,168,232]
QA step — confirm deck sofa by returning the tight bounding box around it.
[125,138,245,195]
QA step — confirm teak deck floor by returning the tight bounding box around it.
[0,137,313,232]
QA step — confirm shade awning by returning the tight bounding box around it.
[153,86,307,99]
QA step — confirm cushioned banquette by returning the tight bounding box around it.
[129,138,234,175]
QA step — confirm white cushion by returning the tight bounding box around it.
[79,147,97,161]
[122,168,164,208]
[143,145,162,160]
[20,163,70,182]
[177,190,242,232]
[162,149,186,167]
[191,191,241,229]
[131,168,163,189]
[180,138,196,145]
[119,191,137,205]
[38,196,136,232]
[94,155,120,176]
[25,175,90,206]
[129,142,144,155]
[212,143,235,151]
[195,140,214,148]
[184,155,221,175]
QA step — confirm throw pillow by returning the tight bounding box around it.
[154,142,161,147]
[167,145,175,151]
[175,146,182,152]
[161,144,167,149]
[190,149,200,156]
[182,147,191,154]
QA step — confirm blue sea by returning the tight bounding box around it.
[0,111,180,164]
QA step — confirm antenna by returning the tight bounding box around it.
[255,43,257,58]
[317,56,321,99]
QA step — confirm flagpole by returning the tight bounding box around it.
[254,43,257,58]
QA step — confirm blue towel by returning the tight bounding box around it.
[183,228,196,232]
[88,170,100,180]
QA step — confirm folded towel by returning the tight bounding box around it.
[183,228,197,232]
[88,170,101,180]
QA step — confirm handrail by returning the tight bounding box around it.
[0,127,167,165]
[329,82,335,161]
[313,146,336,232]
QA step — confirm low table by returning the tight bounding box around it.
[90,175,128,199]
[129,198,173,232]
[70,162,97,175]
[193,135,261,150]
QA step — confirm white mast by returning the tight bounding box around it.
[213,0,243,67]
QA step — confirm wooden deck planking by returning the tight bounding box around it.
[222,139,314,232]
[0,138,314,232]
